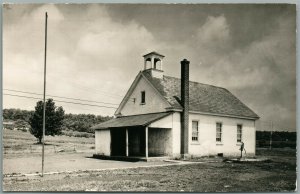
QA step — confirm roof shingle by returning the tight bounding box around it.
[142,71,259,119]
[92,112,172,130]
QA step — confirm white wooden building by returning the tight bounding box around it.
[92,51,259,160]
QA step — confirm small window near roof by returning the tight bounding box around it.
[237,124,242,143]
[141,91,146,104]
[192,121,199,141]
[216,122,222,142]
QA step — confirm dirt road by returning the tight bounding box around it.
[3,152,171,175]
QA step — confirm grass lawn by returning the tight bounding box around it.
[3,155,296,192]
[3,149,296,192]
[2,129,297,192]
[3,129,95,157]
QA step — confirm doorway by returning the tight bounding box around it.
[110,128,126,156]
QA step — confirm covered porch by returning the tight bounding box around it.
[93,112,173,161]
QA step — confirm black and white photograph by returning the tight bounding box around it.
[2,3,297,192]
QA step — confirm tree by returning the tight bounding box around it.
[3,108,33,121]
[29,99,65,143]
[62,113,112,133]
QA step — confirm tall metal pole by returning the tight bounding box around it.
[42,12,48,177]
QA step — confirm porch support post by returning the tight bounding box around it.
[145,126,148,159]
[126,128,129,157]
[151,56,154,69]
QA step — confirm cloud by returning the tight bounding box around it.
[196,15,231,51]
[187,12,295,130]
[220,15,295,129]
[75,19,156,67]
[3,4,163,116]
[3,4,296,130]
[190,13,295,89]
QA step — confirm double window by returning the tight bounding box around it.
[237,124,242,143]
[192,121,199,141]
[216,122,222,142]
[215,123,243,143]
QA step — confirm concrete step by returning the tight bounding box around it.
[93,154,171,162]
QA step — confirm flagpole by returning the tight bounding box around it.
[42,12,48,177]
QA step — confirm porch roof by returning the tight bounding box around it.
[92,112,172,130]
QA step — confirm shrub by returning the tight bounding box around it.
[61,130,94,138]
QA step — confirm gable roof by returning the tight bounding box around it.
[142,70,259,119]
[143,51,165,57]
[114,72,172,115]
[92,112,172,130]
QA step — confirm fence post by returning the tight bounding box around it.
[269,121,273,150]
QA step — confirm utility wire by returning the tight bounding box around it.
[69,83,125,98]
[42,73,125,98]
[4,93,41,100]
[4,93,118,109]
[61,104,109,113]
[18,69,125,99]
[4,89,120,106]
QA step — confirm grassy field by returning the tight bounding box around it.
[3,129,95,157]
[2,129,297,192]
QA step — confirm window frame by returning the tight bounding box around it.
[140,91,146,105]
[191,120,199,142]
[216,122,222,143]
[237,124,243,143]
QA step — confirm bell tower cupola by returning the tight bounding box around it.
[143,51,164,79]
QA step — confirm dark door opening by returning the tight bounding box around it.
[128,127,145,157]
[111,128,126,156]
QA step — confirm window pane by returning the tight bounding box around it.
[141,91,145,103]
[237,124,242,142]
[192,121,199,141]
[192,121,198,131]
[216,123,222,142]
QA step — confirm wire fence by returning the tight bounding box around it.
[256,120,296,132]
[255,119,296,149]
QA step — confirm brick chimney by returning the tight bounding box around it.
[180,59,189,158]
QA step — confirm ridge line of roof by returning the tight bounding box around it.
[141,70,229,90]
[163,74,227,90]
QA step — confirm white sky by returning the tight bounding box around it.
[3,4,296,131]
